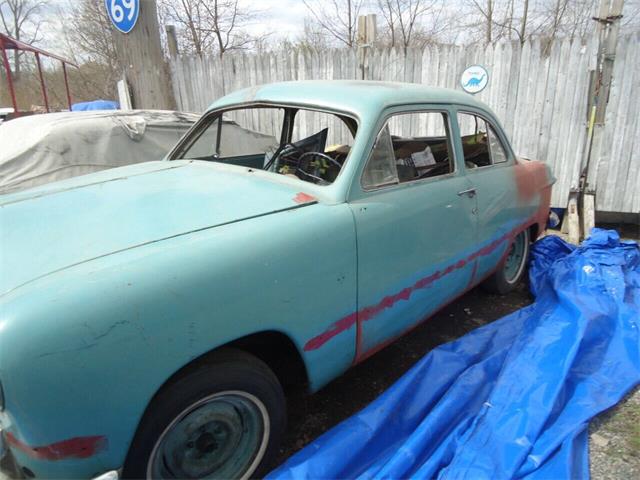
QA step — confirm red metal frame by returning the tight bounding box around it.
[0,33,78,115]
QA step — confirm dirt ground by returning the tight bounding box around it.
[278,281,533,463]
[277,264,640,478]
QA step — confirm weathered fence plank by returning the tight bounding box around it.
[170,35,639,213]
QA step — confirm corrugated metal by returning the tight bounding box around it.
[169,35,639,213]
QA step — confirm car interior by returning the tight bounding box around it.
[172,106,356,186]
[461,132,491,168]
[391,135,452,181]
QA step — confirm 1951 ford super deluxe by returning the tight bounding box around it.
[0,81,553,479]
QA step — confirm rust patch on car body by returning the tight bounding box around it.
[293,192,317,204]
[4,432,107,461]
[513,160,550,202]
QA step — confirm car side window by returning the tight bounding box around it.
[362,111,454,189]
[487,124,508,164]
[457,112,509,168]
[362,125,399,189]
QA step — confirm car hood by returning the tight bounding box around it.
[0,160,317,296]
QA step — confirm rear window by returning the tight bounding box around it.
[457,113,510,169]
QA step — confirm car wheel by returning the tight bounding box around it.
[122,348,286,480]
[482,228,530,295]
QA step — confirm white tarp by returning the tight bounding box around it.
[0,110,199,194]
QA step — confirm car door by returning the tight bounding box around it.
[455,110,527,281]
[348,107,478,360]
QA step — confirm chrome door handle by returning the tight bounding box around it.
[457,188,476,197]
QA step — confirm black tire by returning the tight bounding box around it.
[482,229,530,295]
[122,348,286,480]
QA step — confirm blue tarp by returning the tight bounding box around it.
[269,229,640,479]
[71,100,119,111]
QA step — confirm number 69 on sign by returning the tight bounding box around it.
[105,0,140,34]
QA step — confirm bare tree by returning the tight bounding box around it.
[160,0,216,55]
[377,0,447,50]
[302,0,364,47]
[519,0,529,43]
[545,0,570,39]
[161,0,265,58]
[58,0,119,99]
[527,0,599,40]
[481,0,529,44]
[469,0,495,43]
[296,18,332,50]
[0,0,47,77]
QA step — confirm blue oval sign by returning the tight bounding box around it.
[105,0,139,34]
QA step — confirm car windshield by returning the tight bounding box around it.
[171,106,357,186]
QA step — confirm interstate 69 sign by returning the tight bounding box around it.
[105,0,140,34]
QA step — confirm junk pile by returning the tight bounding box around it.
[270,229,640,479]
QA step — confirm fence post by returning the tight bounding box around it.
[357,14,377,80]
[166,25,179,59]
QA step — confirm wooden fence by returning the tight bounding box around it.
[170,34,639,213]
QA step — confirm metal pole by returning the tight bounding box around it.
[579,0,624,238]
[0,38,19,113]
[62,61,72,110]
[34,52,50,112]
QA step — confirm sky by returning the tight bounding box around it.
[39,0,313,52]
[24,0,640,57]
[242,0,310,38]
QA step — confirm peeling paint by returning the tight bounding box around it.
[293,192,316,204]
[513,160,550,202]
[303,216,538,353]
[4,432,107,461]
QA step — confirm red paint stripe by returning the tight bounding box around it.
[303,312,358,351]
[354,245,513,364]
[303,217,535,353]
[4,432,107,461]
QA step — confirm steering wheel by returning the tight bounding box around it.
[268,143,303,172]
[296,151,342,184]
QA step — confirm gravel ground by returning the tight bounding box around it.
[589,387,640,479]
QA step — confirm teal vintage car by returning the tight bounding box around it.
[0,81,554,479]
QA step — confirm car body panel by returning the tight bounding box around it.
[349,173,478,357]
[0,159,328,296]
[343,105,478,357]
[0,198,357,477]
[0,81,553,479]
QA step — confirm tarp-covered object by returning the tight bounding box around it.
[0,111,279,194]
[0,110,198,194]
[71,99,119,111]
[269,229,640,479]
